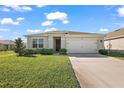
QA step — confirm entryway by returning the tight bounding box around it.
[53,37,61,51]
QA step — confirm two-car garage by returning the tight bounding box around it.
[66,37,98,53]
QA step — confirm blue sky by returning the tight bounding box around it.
[0,5,124,41]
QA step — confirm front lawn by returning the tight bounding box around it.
[0,55,79,88]
[109,52,124,60]
[0,51,15,56]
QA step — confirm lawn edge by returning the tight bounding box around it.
[68,57,81,88]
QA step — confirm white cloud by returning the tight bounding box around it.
[36,5,46,8]
[0,18,19,25]
[0,28,10,32]
[0,7,10,12]
[5,5,32,12]
[45,11,69,24]
[27,29,42,33]
[41,20,53,26]
[99,28,109,32]
[117,7,124,17]
[0,17,24,25]
[16,17,24,21]
[21,6,32,11]
[46,11,68,20]
[63,20,69,24]
[44,27,57,32]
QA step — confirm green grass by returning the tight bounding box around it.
[109,52,124,60]
[0,55,79,88]
[0,51,15,56]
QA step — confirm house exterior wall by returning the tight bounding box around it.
[47,33,66,49]
[0,44,14,50]
[26,33,104,53]
[0,44,5,50]
[97,39,105,49]
[27,37,32,48]
[26,33,66,49]
[48,35,53,48]
[104,38,124,52]
[27,36,48,48]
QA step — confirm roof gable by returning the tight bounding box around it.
[105,28,124,39]
[0,40,15,45]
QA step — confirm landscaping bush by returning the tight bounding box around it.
[23,48,43,54]
[59,48,67,55]
[35,49,43,54]
[27,48,41,54]
[99,49,108,55]
[21,48,54,56]
[40,49,54,55]
[22,49,34,56]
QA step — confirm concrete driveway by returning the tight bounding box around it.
[69,53,124,88]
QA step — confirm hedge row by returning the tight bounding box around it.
[19,48,67,56]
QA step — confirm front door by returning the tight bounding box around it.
[55,38,61,51]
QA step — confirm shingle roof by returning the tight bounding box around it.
[105,28,124,39]
[45,30,94,34]
[24,30,103,37]
[0,40,15,45]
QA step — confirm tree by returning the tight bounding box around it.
[14,38,24,56]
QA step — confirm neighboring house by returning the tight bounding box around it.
[0,40,15,50]
[24,31,104,53]
[104,28,124,52]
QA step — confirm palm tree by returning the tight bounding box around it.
[14,38,24,56]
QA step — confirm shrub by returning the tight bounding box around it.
[99,49,108,55]
[27,48,39,54]
[22,49,34,56]
[24,48,43,54]
[35,49,43,54]
[40,49,54,55]
[59,48,67,55]
[21,48,54,56]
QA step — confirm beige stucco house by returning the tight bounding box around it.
[104,28,124,52]
[0,40,15,50]
[25,31,104,53]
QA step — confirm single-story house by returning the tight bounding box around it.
[25,31,104,53]
[104,28,124,52]
[0,40,15,50]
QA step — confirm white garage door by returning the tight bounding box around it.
[67,37,98,53]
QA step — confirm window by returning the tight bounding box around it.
[33,39,44,48]
[39,39,44,48]
[33,39,37,48]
